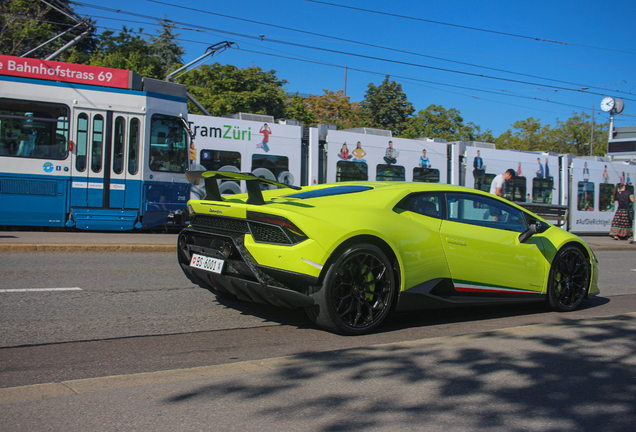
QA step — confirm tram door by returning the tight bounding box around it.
[71,108,109,208]
[109,114,142,209]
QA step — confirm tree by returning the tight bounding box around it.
[495,117,552,152]
[551,112,608,156]
[290,90,371,129]
[361,76,414,136]
[178,63,288,118]
[68,26,164,79]
[1,0,95,59]
[402,104,492,142]
[149,19,185,74]
[285,93,317,126]
[494,112,608,156]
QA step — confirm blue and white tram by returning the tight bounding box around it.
[0,55,190,230]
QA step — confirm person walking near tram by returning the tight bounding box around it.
[609,183,634,242]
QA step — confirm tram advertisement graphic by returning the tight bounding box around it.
[0,55,130,89]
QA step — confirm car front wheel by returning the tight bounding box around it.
[547,245,590,312]
[306,244,396,335]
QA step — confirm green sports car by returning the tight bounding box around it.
[177,171,600,335]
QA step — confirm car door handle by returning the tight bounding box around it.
[446,237,467,247]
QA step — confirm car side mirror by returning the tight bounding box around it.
[519,221,541,243]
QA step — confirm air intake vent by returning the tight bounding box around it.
[190,215,249,233]
[249,223,291,245]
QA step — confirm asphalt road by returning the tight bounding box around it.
[1,250,635,348]
[1,250,636,431]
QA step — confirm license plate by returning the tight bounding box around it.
[190,254,224,274]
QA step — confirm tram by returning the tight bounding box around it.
[0,55,191,230]
[188,113,635,235]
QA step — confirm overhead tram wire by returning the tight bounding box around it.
[43,14,636,119]
[237,46,636,118]
[137,0,619,92]
[73,2,636,103]
[305,0,636,56]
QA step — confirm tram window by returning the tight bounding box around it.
[504,176,526,202]
[200,150,241,194]
[413,167,440,183]
[475,173,496,193]
[252,154,291,187]
[0,99,68,159]
[336,161,368,182]
[113,116,125,175]
[128,118,140,175]
[599,183,615,212]
[91,115,104,173]
[376,164,405,181]
[200,150,241,171]
[532,178,554,204]
[75,113,88,172]
[577,181,595,211]
[149,114,187,173]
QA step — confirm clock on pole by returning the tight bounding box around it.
[601,96,615,112]
[600,97,624,114]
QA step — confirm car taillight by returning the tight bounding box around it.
[247,211,308,245]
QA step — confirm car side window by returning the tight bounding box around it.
[395,193,443,218]
[446,193,527,233]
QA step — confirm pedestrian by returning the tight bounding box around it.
[490,168,516,198]
[609,183,634,242]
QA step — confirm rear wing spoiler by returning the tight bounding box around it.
[185,171,301,205]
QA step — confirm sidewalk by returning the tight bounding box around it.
[0,230,178,252]
[0,229,633,252]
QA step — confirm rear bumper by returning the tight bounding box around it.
[177,227,317,309]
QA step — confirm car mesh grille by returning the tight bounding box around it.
[190,214,249,233]
[249,223,291,245]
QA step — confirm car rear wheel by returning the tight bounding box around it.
[547,245,590,312]
[306,244,396,335]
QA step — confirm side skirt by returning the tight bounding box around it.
[395,278,546,312]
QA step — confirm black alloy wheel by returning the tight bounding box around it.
[547,245,590,312]
[306,244,396,335]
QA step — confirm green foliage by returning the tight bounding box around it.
[286,93,317,126]
[149,19,185,72]
[288,90,371,129]
[76,27,163,79]
[361,76,415,136]
[402,104,493,142]
[495,112,608,156]
[178,63,288,118]
[1,0,95,58]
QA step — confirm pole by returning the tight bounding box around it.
[590,104,594,156]
[344,66,347,96]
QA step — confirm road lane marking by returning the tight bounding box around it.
[0,288,83,293]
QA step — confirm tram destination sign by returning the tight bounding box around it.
[0,55,130,89]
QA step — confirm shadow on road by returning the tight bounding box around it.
[213,291,612,335]
[164,312,636,431]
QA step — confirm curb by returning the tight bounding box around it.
[0,244,177,253]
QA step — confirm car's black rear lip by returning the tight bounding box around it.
[178,226,318,309]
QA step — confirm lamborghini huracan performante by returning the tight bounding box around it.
[177,171,600,335]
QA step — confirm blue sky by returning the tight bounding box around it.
[74,0,636,137]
